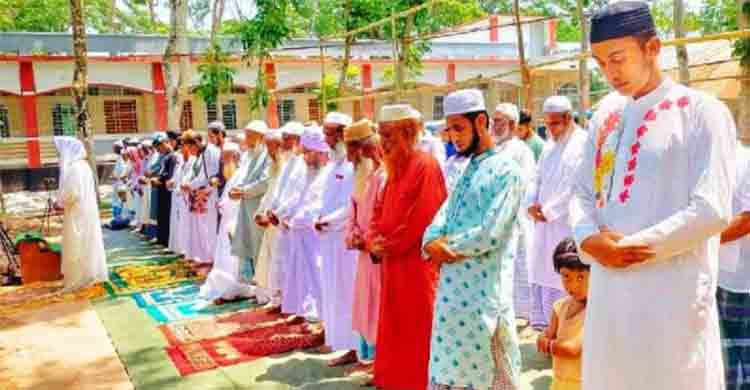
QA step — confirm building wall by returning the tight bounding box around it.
[36,94,152,136]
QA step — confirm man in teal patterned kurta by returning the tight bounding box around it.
[423,89,524,390]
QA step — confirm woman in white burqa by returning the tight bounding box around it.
[54,136,108,291]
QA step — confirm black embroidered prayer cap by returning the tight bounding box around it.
[590,1,656,44]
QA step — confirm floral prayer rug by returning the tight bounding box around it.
[164,321,325,376]
[159,306,294,345]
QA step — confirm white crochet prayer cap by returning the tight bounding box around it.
[443,89,486,117]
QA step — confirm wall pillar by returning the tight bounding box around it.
[489,15,499,42]
[19,61,40,168]
[361,63,374,120]
[151,62,168,131]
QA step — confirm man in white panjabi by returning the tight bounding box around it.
[200,142,254,303]
[278,127,329,319]
[493,103,537,324]
[53,136,108,291]
[525,95,587,329]
[251,129,288,305]
[230,120,272,281]
[570,3,735,389]
[180,131,221,263]
[258,122,305,307]
[313,112,361,365]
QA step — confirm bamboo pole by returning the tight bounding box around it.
[391,8,401,102]
[321,0,447,41]
[325,29,750,105]
[690,75,750,83]
[320,43,328,118]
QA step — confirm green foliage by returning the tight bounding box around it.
[195,44,237,106]
[0,0,166,33]
[734,1,750,67]
[313,66,360,111]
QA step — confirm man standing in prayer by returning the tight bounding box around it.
[525,95,587,329]
[54,137,108,291]
[168,137,188,254]
[150,133,178,247]
[344,119,384,376]
[252,129,288,305]
[494,103,537,324]
[279,127,329,319]
[230,120,271,282]
[207,121,228,193]
[181,130,221,264]
[110,140,128,223]
[314,112,361,365]
[201,142,255,303]
[516,110,545,161]
[423,89,524,390]
[570,3,736,389]
[260,122,306,307]
[367,104,446,390]
[718,141,750,388]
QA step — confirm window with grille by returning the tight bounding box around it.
[104,100,138,134]
[222,100,238,130]
[52,104,76,136]
[180,100,194,130]
[277,99,295,126]
[433,96,444,120]
[0,105,9,138]
[206,102,218,123]
[308,99,321,123]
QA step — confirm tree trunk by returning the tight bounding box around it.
[577,0,591,124]
[163,0,189,130]
[148,0,157,25]
[337,0,353,94]
[210,0,225,44]
[70,0,100,202]
[395,13,413,100]
[739,0,750,143]
[513,0,531,110]
[674,0,690,85]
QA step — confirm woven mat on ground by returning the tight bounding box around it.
[142,294,254,324]
[165,321,325,376]
[105,260,202,298]
[0,300,133,390]
[132,284,201,307]
[0,282,106,316]
[159,306,291,345]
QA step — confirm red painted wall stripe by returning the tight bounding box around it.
[19,61,41,168]
[151,62,168,130]
[265,62,279,128]
[361,64,375,120]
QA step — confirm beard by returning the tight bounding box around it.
[353,158,375,197]
[223,161,238,180]
[493,127,512,145]
[457,128,480,157]
[333,142,347,161]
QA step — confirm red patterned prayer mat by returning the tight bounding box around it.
[165,322,325,376]
[158,306,289,345]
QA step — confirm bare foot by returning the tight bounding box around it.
[345,361,373,376]
[327,350,358,367]
[315,345,334,354]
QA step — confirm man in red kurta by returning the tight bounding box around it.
[367,104,447,390]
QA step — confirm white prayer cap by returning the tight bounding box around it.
[141,139,153,147]
[281,121,304,136]
[244,120,268,134]
[543,95,573,113]
[443,89,486,117]
[324,112,353,127]
[494,103,519,123]
[378,104,420,123]
[234,132,246,141]
[301,127,330,153]
[409,108,423,121]
[265,128,283,141]
[208,121,226,132]
[222,142,241,154]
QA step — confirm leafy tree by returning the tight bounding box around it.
[195,43,236,108]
